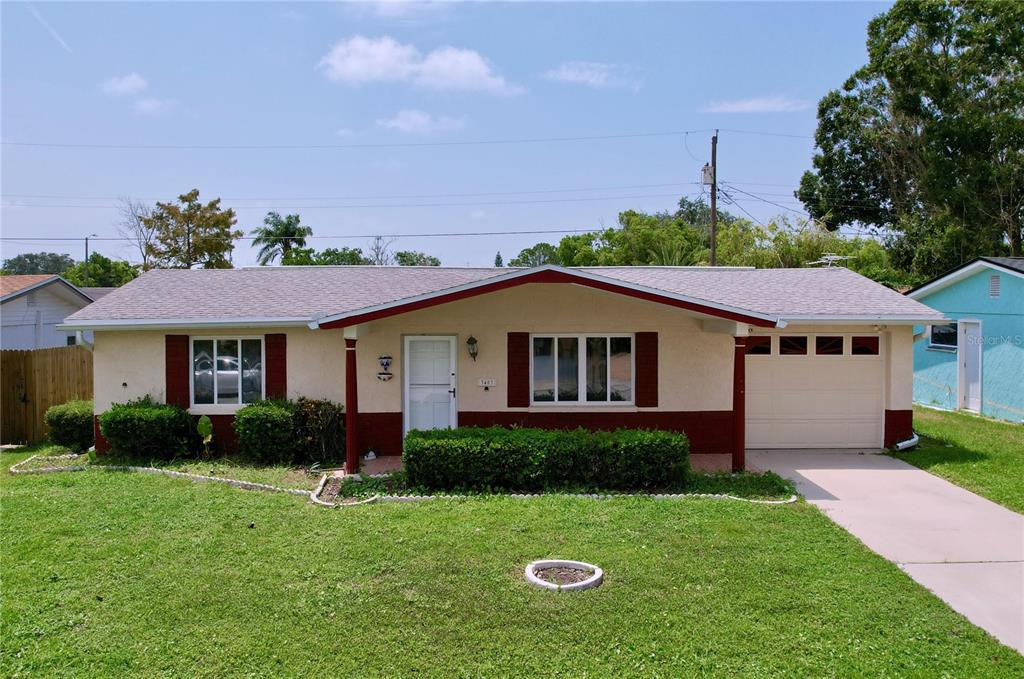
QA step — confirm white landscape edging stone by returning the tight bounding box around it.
[8,457,798,507]
[525,559,604,592]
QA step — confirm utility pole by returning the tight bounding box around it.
[709,130,718,266]
[83,233,98,286]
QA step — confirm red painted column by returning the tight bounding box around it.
[345,337,360,474]
[732,336,746,472]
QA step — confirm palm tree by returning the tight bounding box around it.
[252,212,313,265]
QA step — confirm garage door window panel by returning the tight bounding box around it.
[851,336,880,356]
[747,336,772,355]
[815,336,845,356]
[779,336,808,356]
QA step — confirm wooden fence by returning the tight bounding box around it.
[1,346,93,445]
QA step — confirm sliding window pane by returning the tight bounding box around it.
[241,339,263,403]
[532,337,554,402]
[609,337,632,402]
[192,340,214,404]
[216,339,240,404]
[586,337,608,401]
[557,337,579,401]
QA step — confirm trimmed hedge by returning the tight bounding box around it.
[98,396,192,460]
[44,399,94,453]
[404,426,690,492]
[234,398,344,465]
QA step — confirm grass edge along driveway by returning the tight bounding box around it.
[2,454,1022,677]
[893,406,1024,513]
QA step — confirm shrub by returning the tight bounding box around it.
[293,398,344,466]
[234,400,298,465]
[98,396,192,460]
[44,399,94,453]
[404,427,689,492]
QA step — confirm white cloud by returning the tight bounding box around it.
[345,1,452,20]
[542,61,640,90]
[375,109,464,134]
[335,127,355,137]
[701,96,810,114]
[132,98,166,115]
[319,35,522,95]
[101,73,148,95]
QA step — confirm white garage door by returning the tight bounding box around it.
[746,335,883,449]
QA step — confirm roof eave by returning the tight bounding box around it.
[1,275,94,305]
[779,314,949,325]
[57,318,313,331]
[906,258,1024,299]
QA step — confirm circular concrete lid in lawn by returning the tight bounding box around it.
[525,560,603,592]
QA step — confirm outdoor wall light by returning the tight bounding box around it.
[378,354,393,371]
[466,335,479,362]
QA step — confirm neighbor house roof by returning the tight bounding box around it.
[906,256,1024,300]
[60,265,945,331]
[78,287,118,301]
[1,274,95,305]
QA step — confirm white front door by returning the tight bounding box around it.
[404,336,457,434]
[959,321,982,412]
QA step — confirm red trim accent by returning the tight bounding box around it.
[457,410,733,454]
[345,338,359,473]
[507,332,530,407]
[318,270,776,329]
[94,416,110,453]
[884,409,913,447]
[165,335,190,408]
[732,337,746,471]
[359,412,404,456]
[206,415,238,454]
[264,333,287,399]
[634,332,658,407]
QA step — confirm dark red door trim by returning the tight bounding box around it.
[732,336,746,471]
[345,338,360,473]
[165,335,190,409]
[318,270,776,329]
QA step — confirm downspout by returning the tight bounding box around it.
[893,433,919,451]
[75,331,94,351]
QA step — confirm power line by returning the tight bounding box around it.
[0,126,815,151]
[0,130,717,151]
[0,182,700,203]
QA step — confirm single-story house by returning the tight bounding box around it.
[59,265,944,472]
[906,257,1024,423]
[1,275,108,349]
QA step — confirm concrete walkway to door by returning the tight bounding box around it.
[750,450,1024,654]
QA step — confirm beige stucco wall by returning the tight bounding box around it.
[93,326,346,413]
[353,283,735,413]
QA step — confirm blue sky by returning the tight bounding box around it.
[1,1,889,267]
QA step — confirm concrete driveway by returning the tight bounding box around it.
[750,450,1024,654]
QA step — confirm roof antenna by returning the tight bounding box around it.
[808,253,852,268]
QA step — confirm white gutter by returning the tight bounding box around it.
[57,317,312,331]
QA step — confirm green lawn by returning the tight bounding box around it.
[892,406,1024,513]
[3,451,1021,677]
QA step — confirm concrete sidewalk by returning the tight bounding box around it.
[750,450,1024,654]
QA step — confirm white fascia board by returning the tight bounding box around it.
[907,260,1024,300]
[779,314,949,325]
[310,264,782,328]
[57,318,312,331]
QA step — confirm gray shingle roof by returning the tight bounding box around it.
[63,265,943,327]
[981,257,1024,274]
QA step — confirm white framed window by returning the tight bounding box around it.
[190,337,264,406]
[530,334,633,405]
[929,323,958,350]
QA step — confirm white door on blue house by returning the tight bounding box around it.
[959,320,982,413]
[404,336,457,434]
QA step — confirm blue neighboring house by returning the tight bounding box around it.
[906,257,1024,423]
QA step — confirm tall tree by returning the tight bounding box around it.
[144,190,242,269]
[282,247,369,265]
[63,253,139,287]
[116,198,156,270]
[494,251,503,267]
[797,0,1024,271]
[1,252,74,275]
[366,236,396,266]
[252,212,313,265]
[508,243,559,267]
[395,251,441,266]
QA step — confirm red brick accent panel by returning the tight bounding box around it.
[634,332,658,407]
[458,410,733,455]
[359,412,404,456]
[507,332,530,407]
[165,335,190,408]
[94,416,110,453]
[884,409,913,448]
[206,415,239,454]
[264,333,287,399]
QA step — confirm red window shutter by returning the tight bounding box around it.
[507,332,530,407]
[264,333,287,399]
[165,335,190,408]
[635,331,658,407]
